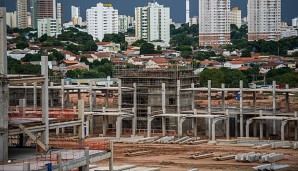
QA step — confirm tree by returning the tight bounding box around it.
[80,56,90,65]
[221,68,248,88]
[131,39,147,47]
[102,33,125,43]
[49,49,64,61]
[140,42,155,54]
[199,69,225,88]
[7,25,13,34]
[16,40,29,49]
[241,49,251,57]
[39,34,48,42]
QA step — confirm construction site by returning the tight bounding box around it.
[1,7,298,171]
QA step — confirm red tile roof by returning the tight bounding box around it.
[237,66,250,71]
[96,42,111,45]
[67,65,88,70]
[59,50,75,56]
[152,58,169,64]
[228,61,244,65]
[62,60,79,64]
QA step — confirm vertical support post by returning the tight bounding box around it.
[78,83,81,100]
[178,116,185,138]
[295,111,298,141]
[259,110,263,140]
[85,147,90,171]
[177,80,181,114]
[19,99,26,118]
[92,91,97,109]
[23,161,30,171]
[246,119,252,138]
[253,84,256,112]
[162,117,166,136]
[285,84,289,113]
[240,80,243,137]
[78,100,85,146]
[191,83,195,110]
[23,83,27,101]
[41,56,49,150]
[221,83,225,111]
[116,116,122,139]
[109,142,114,171]
[89,81,93,111]
[33,82,37,110]
[73,126,77,136]
[50,82,54,107]
[193,109,198,138]
[132,83,137,136]
[253,121,257,137]
[281,121,287,141]
[103,107,107,136]
[55,128,59,135]
[211,119,219,142]
[162,83,166,114]
[61,79,64,109]
[272,81,276,134]
[208,80,212,137]
[226,109,230,140]
[147,106,152,137]
[57,151,62,171]
[118,79,122,112]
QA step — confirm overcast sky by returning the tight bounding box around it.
[4,0,298,23]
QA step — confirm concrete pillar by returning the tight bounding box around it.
[23,83,27,101]
[191,83,195,110]
[19,99,26,118]
[178,116,186,138]
[211,119,220,142]
[92,91,97,109]
[253,121,257,137]
[193,109,198,138]
[272,81,276,134]
[103,107,107,136]
[78,100,85,146]
[208,80,212,137]
[221,83,225,111]
[253,84,256,112]
[162,83,166,114]
[61,79,65,109]
[295,112,298,141]
[23,161,30,171]
[78,83,81,100]
[147,106,153,137]
[73,126,77,136]
[132,83,137,136]
[41,56,49,150]
[177,80,181,114]
[116,116,123,139]
[89,81,93,111]
[89,115,94,136]
[118,79,122,112]
[50,82,54,107]
[56,128,59,135]
[281,120,287,141]
[61,127,65,134]
[57,151,62,171]
[246,119,253,138]
[239,80,243,137]
[109,142,114,171]
[162,117,166,136]
[80,147,89,171]
[33,82,37,110]
[225,109,230,140]
[285,84,289,113]
[260,110,263,140]
[235,114,238,137]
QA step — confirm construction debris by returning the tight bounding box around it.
[190,151,214,159]
[125,150,151,157]
[235,152,263,162]
[252,164,289,171]
[271,141,292,149]
[213,153,237,161]
[252,144,272,149]
[154,136,175,143]
[259,153,284,163]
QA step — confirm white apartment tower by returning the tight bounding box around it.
[247,0,281,41]
[199,0,230,47]
[86,3,118,41]
[6,12,17,28]
[230,7,242,28]
[16,0,27,29]
[56,3,62,35]
[118,15,128,33]
[37,18,58,37]
[135,2,170,45]
[186,0,190,24]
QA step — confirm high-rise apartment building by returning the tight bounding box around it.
[186,0,190,24]
[199,0,230,47]
[36,0,54,19]
[189,16,199,26]
[292,17,298,27]
[38,18,58,37]
[86,3,118,41]
[30,0,37,28]
[118,15,134,33]
[71,6,82,25]
[16,0,27,29]
[230,7,242,28]
[247,0,281,41]
[6,11,17,28]
[56,3,62,35]
[135,2,170,45]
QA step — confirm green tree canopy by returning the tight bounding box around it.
[199,69,225,88]
[140,42,155,54]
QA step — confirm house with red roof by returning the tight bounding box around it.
[96,42,120,53]
[146,58,169,69]
[224,61,244,69]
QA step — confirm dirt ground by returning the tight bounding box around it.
[100,143,298,171]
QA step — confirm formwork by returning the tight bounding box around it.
[118,68,198,130]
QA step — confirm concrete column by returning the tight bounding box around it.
[281,120,287,141]
[225,109,230,140]
[41,56,49,150]
[118,79,122,112]
[253,121,257,137]
[260,110,263,140]
[295,112,298,141]
[221,83,225,111]
[193,109,198,138]
[19,99,26,118]
[73,126,77,136]
[92,91,97,109]
[103,107,107,136]
[272,81,276,134]
[132,83,137,136]
[23,161,30,171]
[211,119,220,142]
[61,127,65,134]
[253,84,256,112]
[56,128,59,135]
[208,80,212,137]
[57,151,62,171]
[147,106,153,137]
[89,81,93,111]
[78,83,81,100]
[78,100,85,146]
[177,80,181,114]
[191,83,195,110]
[178,116,186,138]
[116,116,123,139]
[246,119,253,138]
[89,115,94,136]
[33,82,37,110]
[239,80,243,137]
[23,83,27,101]
[285,84,289,113]
[61,79,65,109]
[162,83,166,114]
[235,114,238,137]
[162,117,166,136]
[80,147,89,171]
[109,142,114,171]
[50,82,54,107]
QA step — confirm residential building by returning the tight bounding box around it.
[189,16,199,26]
[27,12,31,27]
[118,15,128,33]
[146,58,169,69]
[37,0,55,19]
[186,0,190,23]
[292,17,298,27]
[96,42,121,53]
[281,29,298,38]
[30,0,37,28]
[230,7,241,28]
[16,0,27,29]
[6,11,17,28]
[125,36,139,46]
[199,0,230,47]
[86,3,118,41]
[247,0,281,41]
[56,3,62,35]
[37,18,58,37]
[224,61,244,69]
[71,6,82,25]
[135,2,170,46]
